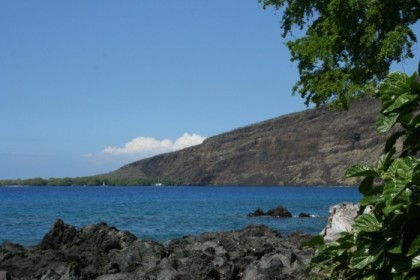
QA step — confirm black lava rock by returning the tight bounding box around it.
[0,220,315,280]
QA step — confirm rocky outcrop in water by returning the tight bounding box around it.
[0,220,315,280]
[247,205,293,218]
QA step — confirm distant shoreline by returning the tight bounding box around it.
[0,183,358,188]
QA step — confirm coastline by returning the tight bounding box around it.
[0,201,358,279]
[0,219,316,280]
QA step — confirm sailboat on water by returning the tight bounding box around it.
[154,177,163,186]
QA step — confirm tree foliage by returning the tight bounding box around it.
[259,1,420,278]
[308,71,420,279]
[0,176,183,186]
[259,0,419,108]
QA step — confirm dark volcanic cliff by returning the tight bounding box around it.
[105,98,386,186]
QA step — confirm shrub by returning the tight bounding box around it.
[308,70,420,279]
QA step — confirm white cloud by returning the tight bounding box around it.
[102,137,174,156]
[86,133,206,165]
[173,133,207,151]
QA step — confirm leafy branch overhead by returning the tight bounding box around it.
[259,0,419,278]
[259,0,419,108]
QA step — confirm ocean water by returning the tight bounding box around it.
[0,186,361,246]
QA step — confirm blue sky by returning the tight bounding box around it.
[1,1,419,179]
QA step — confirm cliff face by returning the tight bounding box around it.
[106,98,386,186]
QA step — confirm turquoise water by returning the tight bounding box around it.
[0,186,360,246]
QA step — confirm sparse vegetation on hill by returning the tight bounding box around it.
[105,98,387,186]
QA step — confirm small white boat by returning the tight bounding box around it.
[154,177,163,186]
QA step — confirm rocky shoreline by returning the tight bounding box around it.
[0,219,316,280]
[0,203,359,279]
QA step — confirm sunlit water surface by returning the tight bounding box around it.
[0,186,360,246]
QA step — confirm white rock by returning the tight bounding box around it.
[321,202,360,242]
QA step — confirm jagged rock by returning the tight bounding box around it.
[266,205,293,218]
[248,205,292,218]
[247,207,265,217]
[39,219,78,250]
[298,212,311,218]
[321,202,360,242]
[40,219,137,252]
[0,220,315,280]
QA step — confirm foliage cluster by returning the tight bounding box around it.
[0,176,182,187]
[259,0,419,108]
[258,1,420,278]
[308,71,420,279]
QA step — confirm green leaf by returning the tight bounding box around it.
[385,132,403,154]
[371,251,386,270]
[351,240,384,270]
[383,93,417,113]
[359,176,375,196]
[383,181,407,201]
[398,157,419,179]
[303,235,325,248]
[380,72,408,101]
[360,194,381,206]
[336,231,356,249]
[387,238,403,254]
[383,182,408,216]
[383,202,405,217]
[392,256,412,273]
[352,213,381,233]
[310,251,331,265]
[392,275,407,280]
[346,165,379,178]
[377,150,396,171]
[376,112,399,133]
[407,235,420,256]
[383,164,397,181]
[351,249,377,269]
[409,72,420,90]
[398,112,414,126]
[412,255,420,269]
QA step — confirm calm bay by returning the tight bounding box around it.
[0,186,360,246]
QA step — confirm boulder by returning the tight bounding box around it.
[39,219,77,250]
[248,205,292,218]
[298,212,311,218]
[321,202,360,242]
[266,205,293,218]
[247,207,265,217]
